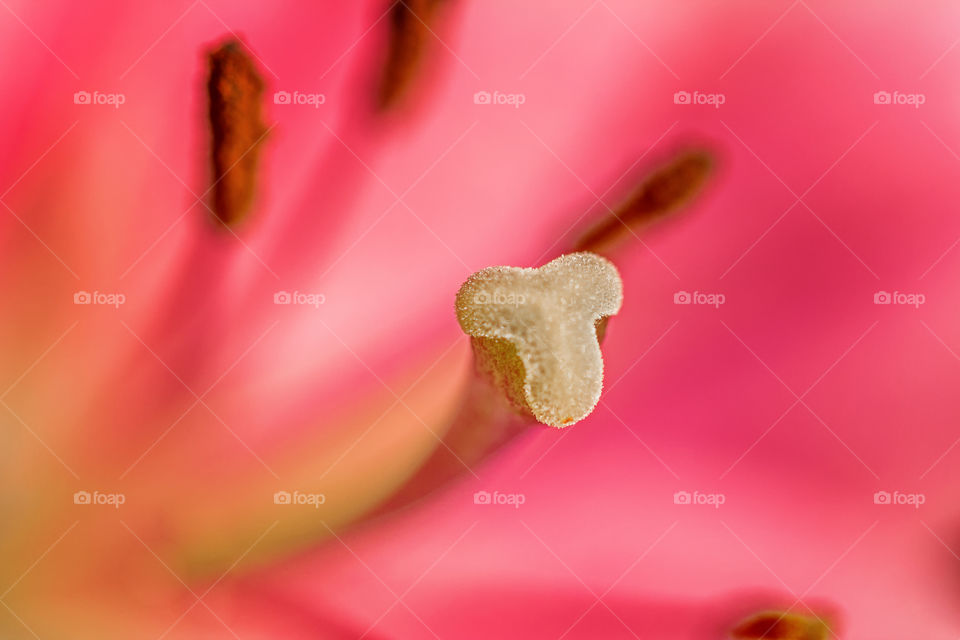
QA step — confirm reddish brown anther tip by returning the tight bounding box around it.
[731,611,833,640]
[377,0,449,111]
[207,38,268,226]
[574,149,714,254]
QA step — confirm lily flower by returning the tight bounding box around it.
[1,1,958,639]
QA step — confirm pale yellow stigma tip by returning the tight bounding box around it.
[455,252,623,428]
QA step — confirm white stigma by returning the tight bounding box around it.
[455,252,623,428]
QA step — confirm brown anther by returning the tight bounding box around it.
[377,0,449,111]
[207,39,268,226]
[730,611,833,640]
[574,149,714,254]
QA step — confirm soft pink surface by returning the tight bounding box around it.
[2,0,960,638]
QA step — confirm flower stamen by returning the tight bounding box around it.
[731,610,833,640]
[377,0,450,110]
[575,149,714,254]
[207,39,268,226]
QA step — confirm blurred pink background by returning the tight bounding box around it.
[1,0,960,637]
